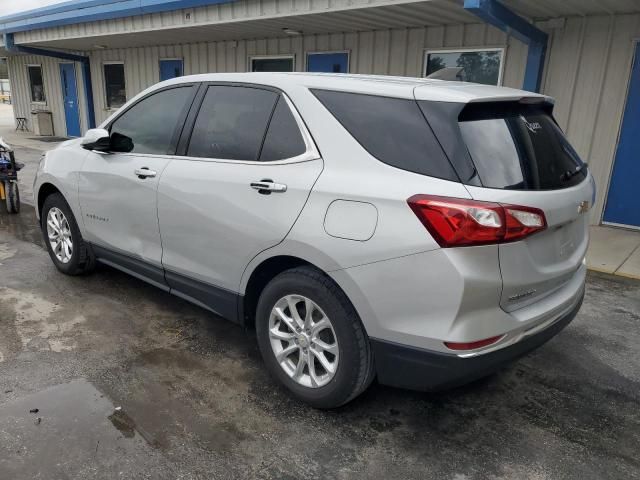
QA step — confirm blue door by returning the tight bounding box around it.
[160,59,183,81]
[307,52,349,73]
[604,42,640,227]
[59,63,81,137]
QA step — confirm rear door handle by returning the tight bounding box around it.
[250,179,287,194]
[135,167,157,179]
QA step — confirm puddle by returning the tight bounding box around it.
[0,204,44,247]
[0,379,165,478]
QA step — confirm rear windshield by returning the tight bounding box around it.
[457,102,587,190]
[311,89,458,181]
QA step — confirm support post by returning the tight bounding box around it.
[464,0,548,92]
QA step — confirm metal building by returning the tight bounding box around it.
[0,0,639,228]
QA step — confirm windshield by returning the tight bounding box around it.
[457,103,587,190]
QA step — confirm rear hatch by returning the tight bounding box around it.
[457,101,593,310]
[418,97,594,311]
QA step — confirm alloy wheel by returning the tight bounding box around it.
[269,294,339,388]
[46,207,73,264]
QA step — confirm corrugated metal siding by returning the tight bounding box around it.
[542,13,640,224]
[7,55,89,136]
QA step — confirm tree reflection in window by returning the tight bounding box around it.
[426,50,502,86]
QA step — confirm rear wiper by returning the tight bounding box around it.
[561,163,588,181]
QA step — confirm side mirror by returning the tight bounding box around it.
[81,129,134,153]
[109,132,134,153]
[81,128,110,151]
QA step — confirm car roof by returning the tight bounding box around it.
[157,72,552,104]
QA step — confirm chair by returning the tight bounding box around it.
[15,117,27,132]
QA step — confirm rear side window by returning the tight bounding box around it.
[259,96,307,161]
[312,90,458,181]
[187,86,278,160]
[457,103,587,190]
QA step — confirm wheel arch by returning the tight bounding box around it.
[37,182,63,218]
[241,255,317,328]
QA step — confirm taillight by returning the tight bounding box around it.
[407,194,546,247]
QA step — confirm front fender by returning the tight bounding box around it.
[34,147,88,236]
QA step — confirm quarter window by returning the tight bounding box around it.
[109,86,194,155]
[312,89,457,181]
[27,65,45,102]
[187,86,278,160]
[104,63,126,109]
[424,49,503,86]
[259,96,306,161]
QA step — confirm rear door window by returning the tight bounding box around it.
[457,103,587,190]
[187,85,278,160]
[312,89,458,181]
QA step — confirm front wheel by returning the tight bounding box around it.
[256,266,375,408]
[41,193,95,275]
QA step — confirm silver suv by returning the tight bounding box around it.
[34,73,594,408]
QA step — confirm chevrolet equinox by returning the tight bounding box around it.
[34,73,594,408]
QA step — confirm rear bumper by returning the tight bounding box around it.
[371,290,583,391]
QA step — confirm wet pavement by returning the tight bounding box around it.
[1,204,640,480]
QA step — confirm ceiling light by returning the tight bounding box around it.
[93,44,108,50]
[282,28,302,36]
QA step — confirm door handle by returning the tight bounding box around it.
[250,179,287,194]
[135,167,157,179]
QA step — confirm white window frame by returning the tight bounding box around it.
[102,61,126,111]
[305,50,351,73]
[248,55,295,72]
[27,63,47,105]
[423,47,506,86]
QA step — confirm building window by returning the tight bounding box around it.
[159,59,183,81]
[27,65,46,103]
[424,49,503,86]
[250,56,294,72]
[104,63,126,109]
[306,52,349,73]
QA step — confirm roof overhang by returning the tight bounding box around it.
[2,0,481,52]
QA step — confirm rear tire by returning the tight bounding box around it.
[256,266,375,408]
[41,193,95,275]
[4,181,19,214]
